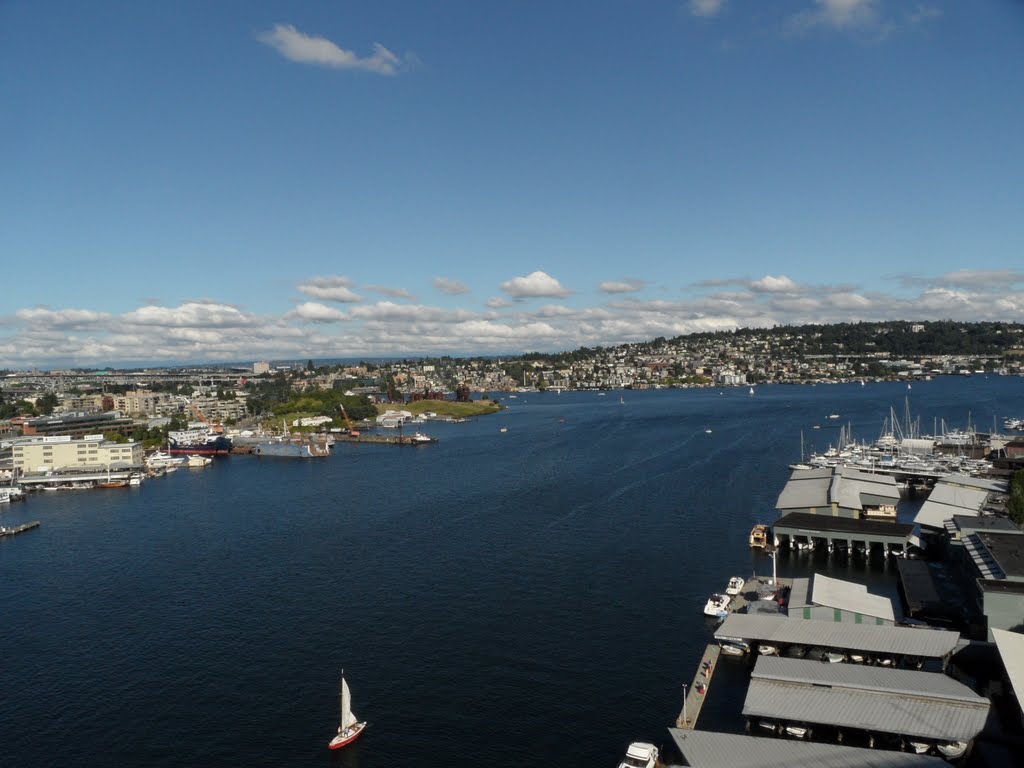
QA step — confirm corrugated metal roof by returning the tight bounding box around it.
[941,474,1006,492]
[753,657,984,703]
[715,614,960,657]
[743,679,989,740]
[812,574,896,622]
[776,469,833,510]
[992,629,1024,721]
[913,482,990,530]
[789,577,812,610]
[668,729,947,768]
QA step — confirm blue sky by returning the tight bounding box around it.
[2,1,1023,367]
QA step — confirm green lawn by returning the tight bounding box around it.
[375,399,502,418]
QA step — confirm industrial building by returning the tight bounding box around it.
[772,512,913,556]
[788,573,896,625]
[912,474,1006,532]
[668,729,947,768]
[742,657,989,755]
[776,466,901,519]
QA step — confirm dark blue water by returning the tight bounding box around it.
[2,378,1022,767]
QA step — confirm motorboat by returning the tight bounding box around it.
[936,741,968,759]
[703,593,730,619]
[328,671,367,750]
[749,524,769,549]
[757,720,779,734]
[720,642,747,657]
[849,653,866,664]
[758,644,780,656]
[725,576,745,596]
[784,724,811,739]
[187,455,212,468]
[825,652,847,664]
[617,742,658,768]
[906,740,931,755]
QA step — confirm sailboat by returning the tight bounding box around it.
[328,671,367,750]
[749,386,754,395]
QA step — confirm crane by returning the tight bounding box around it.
[339,403,360,437]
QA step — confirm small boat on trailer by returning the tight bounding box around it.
[328,671,367,750]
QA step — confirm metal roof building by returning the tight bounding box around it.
[776,467,900,519]
[668,729,947,768]
[790,573,897,624]
[913,475,1006,531]
[742,657,990,742]
[715,614,961,659]
[992,628,1024,727]
[772,512,913,554]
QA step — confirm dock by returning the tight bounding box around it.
[0,521,41,537]
[333,434,438,445]
[676,644,721,729]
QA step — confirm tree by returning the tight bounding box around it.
[1008,470,1024,528]
[37,393,59,415]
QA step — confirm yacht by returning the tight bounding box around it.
[703,593,730,618]
[725,576,745,596]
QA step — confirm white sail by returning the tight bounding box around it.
[340,676,354,730]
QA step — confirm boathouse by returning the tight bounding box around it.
[714,614,962,667]
[741,657,990,754]
[993,628,1024,730]
[959,530,1024,639]
[788,573,896,625]
[912,474,1006,532]
[668,729,947,768]
[776,467,900,519]
[772,512,913,556]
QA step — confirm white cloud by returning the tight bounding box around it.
[750,275,800,293]
[257,24,401,75]
[599,279,646,294]
[486,297,514,309]
[297,276,362,303]
[689,0,726,18]
[122,302,251,328]
[500,271,571,299]
[935,269,1024,290]
[15,307,110,329]
[433,276,470,295]
[789,0,882,32]
[366,285,416,300]
[289,302,349,323]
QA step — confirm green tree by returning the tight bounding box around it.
[1008,470,1024,528]
[37,392,59,415]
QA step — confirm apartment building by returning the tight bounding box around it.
[12,435,144,473]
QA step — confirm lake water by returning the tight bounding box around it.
[2,377,1022,767]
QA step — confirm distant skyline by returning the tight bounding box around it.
[2,1,1023,367]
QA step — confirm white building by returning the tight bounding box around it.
[12,435,144,473]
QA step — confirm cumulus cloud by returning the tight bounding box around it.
[257,24,402,75]
[297,276,362,303]
[689,0,726,17]
[15,307,111,329]
[599,279,646,294]
[750,275,800,293]
[789,0,884,33]
[500,271,571,299]
[289,302,349,323]
[5,269,1024,367]
[366,285,415,300]
[433,276,470,295]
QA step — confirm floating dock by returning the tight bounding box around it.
[676,644,720,729]
[0,521,40,537]
[333,434,438,445]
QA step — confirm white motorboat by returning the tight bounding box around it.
[758,644,780,656]
[725,576,745,596]
[703,593,730,618]
[784,724,810,739]
[146,451,188,468]
[327,671,367,750]
[907,740,931,755]
[187,455,212,468]
[757,720,779,734]
[825,652,847,664]
[936,741,967,759]
[720,642,747,656]
[617,741,658,768]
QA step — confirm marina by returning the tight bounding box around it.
[1,379,1023,767]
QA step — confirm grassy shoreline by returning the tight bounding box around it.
[374,399,502,418]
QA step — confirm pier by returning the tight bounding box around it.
[333,434,438,445]
[676,644,721,729]
[0,521,40,537]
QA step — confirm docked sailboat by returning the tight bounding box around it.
[328,672,367,750]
